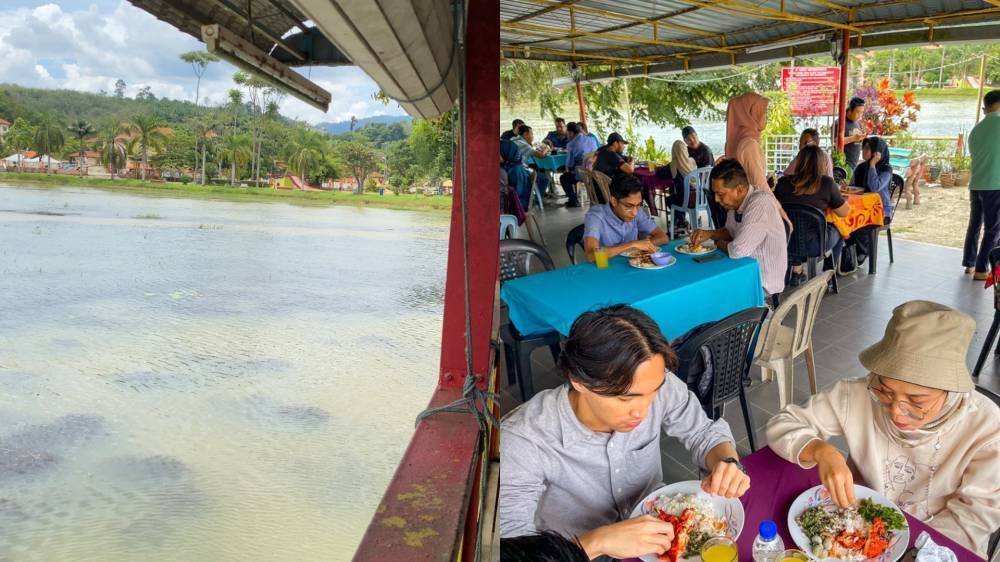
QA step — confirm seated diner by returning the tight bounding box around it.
[766,300,1000,557]
[690,159,787,305]
[582,174,669,262]
[500,305,750,561]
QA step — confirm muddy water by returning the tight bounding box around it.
[0,184,449,561]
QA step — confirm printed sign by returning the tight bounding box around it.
[781,66,841,116]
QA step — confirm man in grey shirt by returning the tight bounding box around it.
[500,305,750,560]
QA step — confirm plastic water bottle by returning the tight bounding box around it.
[752,520,785,562]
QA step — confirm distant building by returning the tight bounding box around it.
[70,150,102,169]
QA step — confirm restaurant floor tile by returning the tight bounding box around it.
[500,199,1000,475]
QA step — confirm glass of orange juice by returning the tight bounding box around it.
[701,537,738,562]
[780,549,809,562]
[594,247,609,269]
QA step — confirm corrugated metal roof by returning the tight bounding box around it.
[501,0,1000,67]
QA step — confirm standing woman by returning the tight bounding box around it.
[725,92,770,191]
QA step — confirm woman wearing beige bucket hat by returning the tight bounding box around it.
[766,300,1000,556]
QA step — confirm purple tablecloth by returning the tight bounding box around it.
[634,167,673,216]
[625,447,983,562]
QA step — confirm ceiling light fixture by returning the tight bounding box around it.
[745,33,828,54]
[202,24,331,112]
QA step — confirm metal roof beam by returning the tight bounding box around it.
[520,0,719,38]
[501,21,735,54]
[506,0,580,24]
[502,45,657,65]
[566,21,1000,83]
[675,0,862,32]
[505,6,710,48]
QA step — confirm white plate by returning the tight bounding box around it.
[675,240,717,255]
[629,481,745,562]
[787,485,910,562]
[621,246,662,258]
[629,255,676,269]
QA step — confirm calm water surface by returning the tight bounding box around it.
[0,184,449,561]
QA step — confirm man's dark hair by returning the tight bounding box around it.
[984,90,1000,108]
[681,125,697,139]
[579,121,589,132]
[609,173,644,200]
[709,158,749,189]
[500,531,589,562]
[566,122,580,135]
[801,128,820,143]
[848,97,865,111]
[517,124,532,136]
[559,304,678,396]
[512,118,525,129]
[554,117,566,125]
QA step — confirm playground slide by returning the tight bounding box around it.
[289,175,305,189]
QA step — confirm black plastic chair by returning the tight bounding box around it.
[832,166,848,184]
[972,247,1000,379]
[783,203,838,294]
[565,224,585,265]
[674,307,769,452]
[884,173,905,264]
[499,239,561,401]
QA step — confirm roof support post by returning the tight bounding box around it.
[576,75,588,123]
[836,29,850,153]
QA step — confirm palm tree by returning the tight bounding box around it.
[97,118,129,179]
[283,127,327,184]
[128,114,167,180]
[218,133,252,185]
[67,120,94,174]
[33,114,65,175]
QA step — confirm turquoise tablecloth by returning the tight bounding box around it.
[500,240,765,339]
[529,153,567,171]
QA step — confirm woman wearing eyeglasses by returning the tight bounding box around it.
[765,300,1000,557]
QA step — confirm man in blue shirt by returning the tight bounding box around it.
[542,117,569,150]
[559,122,599,207]
[580,121,600,147]
[583,174,669,262]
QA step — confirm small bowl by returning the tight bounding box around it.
[650,252,674,266]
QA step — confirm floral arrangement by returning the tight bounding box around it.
[853,78,920,136]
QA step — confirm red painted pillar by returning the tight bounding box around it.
[438,0,500,392]
[576,78,588,123]
[836,30,850,152]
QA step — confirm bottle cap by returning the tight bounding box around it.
[759,520,778,540]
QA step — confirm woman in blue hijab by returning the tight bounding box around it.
[501,138,533,210]
[851,135,893,218]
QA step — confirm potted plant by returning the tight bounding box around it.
[953,154,972,187]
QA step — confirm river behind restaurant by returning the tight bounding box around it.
[0,184,448,561]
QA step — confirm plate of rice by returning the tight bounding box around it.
[629,480,745,562]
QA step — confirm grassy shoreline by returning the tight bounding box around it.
[0,173,453,212]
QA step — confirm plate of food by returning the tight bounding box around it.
[622,246,662,258]
[629,481,744,562]
[788,485,909,562]
[629,252,676,270]
[841,186,864,195]
[675,240,717,255]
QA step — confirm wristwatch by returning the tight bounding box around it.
[721,457,747,474]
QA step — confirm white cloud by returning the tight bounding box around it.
[0,1,407,124]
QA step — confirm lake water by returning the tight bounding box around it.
[0,184,449,561]
[503,97,979,157]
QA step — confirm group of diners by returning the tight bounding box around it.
[499,300,1000,561]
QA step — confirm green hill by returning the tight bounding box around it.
[0,83,218,125]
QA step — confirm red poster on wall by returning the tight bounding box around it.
[781,66,841,116]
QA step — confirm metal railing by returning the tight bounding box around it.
[763,133,964,176]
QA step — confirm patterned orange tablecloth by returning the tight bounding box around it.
[826,192,884,238]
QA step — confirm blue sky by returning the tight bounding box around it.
[0,1,407,124]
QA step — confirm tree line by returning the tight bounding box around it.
[0,51,454,192]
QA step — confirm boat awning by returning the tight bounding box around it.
[500,1,1000,81]
[126,0,458,120]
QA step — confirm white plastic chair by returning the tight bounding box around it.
[754,270,832,408]
[500,214,519,239]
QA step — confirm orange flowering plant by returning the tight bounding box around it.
[854,78,921,136]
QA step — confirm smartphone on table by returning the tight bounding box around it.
[693,253,723,263]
